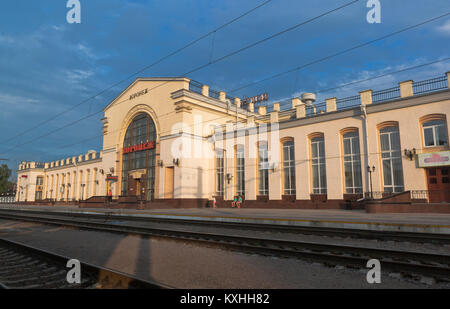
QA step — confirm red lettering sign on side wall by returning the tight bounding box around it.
[122,141,155,154]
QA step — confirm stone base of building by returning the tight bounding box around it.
[214,199,347,209]
[77,196,353,210]
[365,202,450,213]
[14,200,77,206]
[78,197,210,209]
[18,195,450,214]
[362,191,450,213]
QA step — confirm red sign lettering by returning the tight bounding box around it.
[123,141,155,154]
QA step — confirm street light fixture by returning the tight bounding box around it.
[367,165,375,199]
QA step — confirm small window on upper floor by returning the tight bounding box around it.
[423,120,448,147]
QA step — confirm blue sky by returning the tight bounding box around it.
[0,0,449,179]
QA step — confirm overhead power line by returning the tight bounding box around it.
[0,0,275,146]
[0,0,361,156]
[273,57,450,106]
[11,64,450,161]
[229,12,450,93]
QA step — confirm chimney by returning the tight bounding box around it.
[301,93,316,106]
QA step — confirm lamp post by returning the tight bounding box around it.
[367,165,375,199]
[81,184,85,201]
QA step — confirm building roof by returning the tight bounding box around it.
[103,77,190,112]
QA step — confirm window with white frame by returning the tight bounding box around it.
[93,170,98,196]
[283,140,296,195]
[258,142,269,196]
[215,149,224,196]
[86,170,91,198]
[236,146,245,196]
[423,120,448,147]
[311,136,327,194]
[380,126,404,193]
[342,131,363,194]
[73,172,77,200]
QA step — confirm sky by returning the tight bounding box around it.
[0,0,449,180]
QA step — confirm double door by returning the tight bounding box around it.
[128,175,147,200]
[426,167,450,203]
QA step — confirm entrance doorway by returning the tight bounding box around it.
[164,167,174,199]
[426,167,450,203]
[121,113,157,200]
[128,174,147,200]
[127,175,139,196]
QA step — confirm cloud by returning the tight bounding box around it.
[76,43,98,60]
[65,69,95,83]
[436,19,450,36]
[51,25,65,32]
[0,93,41,117]
[1,0,449,166]
[0,34,15,45]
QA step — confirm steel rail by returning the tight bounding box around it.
[0,208,448,244]
[0,210,449,283]
[0,237,172,289]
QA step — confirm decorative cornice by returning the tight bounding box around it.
[171,89,252,117]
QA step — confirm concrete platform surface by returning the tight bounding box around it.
[1,204,450,234]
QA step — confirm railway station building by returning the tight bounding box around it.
[16,72,450,211]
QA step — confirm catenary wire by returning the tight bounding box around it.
[0,0,275,145]
[229,12,450,93]
[0,0,361,156]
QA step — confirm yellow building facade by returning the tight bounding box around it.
[16,73,450,208]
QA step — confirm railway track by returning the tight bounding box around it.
[0,237,170,289]
[0,209,449,283]
[0,208,449,244]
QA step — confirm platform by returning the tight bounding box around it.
[1,204,450,235]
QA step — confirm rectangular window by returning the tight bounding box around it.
[283,141,296,195]
[342,132,363,194]
[236,146,245,196]
[86,170,91,198]
[73,172,77,200]
[423,120,448,147]
[216,149,224,196]
[311,137,327,194]
[35,191,42,201]
[258,143,269,196]
[380,126,404,193]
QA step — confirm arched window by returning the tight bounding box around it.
[121,113,157,200]
[379,125,404,193]
[215,149,224,197]
[50,175,54,199]
[310,135,327,194]
[235,145,245,197]
[56,174,60,200]
[258,142,269,196]
[282,140,296,195]
[93,169,98,196]
[342,131,362,194]
[45,176,49,199]
[66,172,71,200]
[73,171,77,200]
[422,119,448,147]
[86,169,91,198]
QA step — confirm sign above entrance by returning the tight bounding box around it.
[242,93,268,106]
[129,88,148,100]
[418,151,450,168]
[123,141,155,154]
